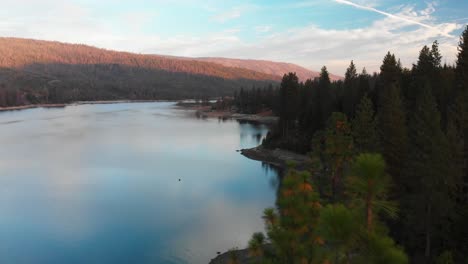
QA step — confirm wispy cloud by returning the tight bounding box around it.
[0,0,463,75]
[211,7,243,23]
[333,0,452,37]
[254,25,272,33]
[143,2,460,74]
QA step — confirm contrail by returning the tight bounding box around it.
[334,0,452,37]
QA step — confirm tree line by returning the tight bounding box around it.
[230,26,468,264]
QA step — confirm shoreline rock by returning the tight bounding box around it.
[240,145,309,170]
[208,248,253,264]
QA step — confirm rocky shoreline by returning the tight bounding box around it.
[208,248,256,264]
[240,145,309,170]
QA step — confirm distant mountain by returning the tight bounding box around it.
[0,38,279,81]
[0,37,341,107]
[0,38,278,106]
[196,57,343,81]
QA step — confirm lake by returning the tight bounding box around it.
[0,102,278,264]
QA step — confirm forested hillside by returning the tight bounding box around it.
[230,26,468,264]
[196,57,343,82]
[0,38,278,106]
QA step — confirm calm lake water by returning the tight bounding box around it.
[0,102,278,264]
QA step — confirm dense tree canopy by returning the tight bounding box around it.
[236,27,468,264]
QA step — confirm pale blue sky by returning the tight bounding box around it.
[1,0,467,73]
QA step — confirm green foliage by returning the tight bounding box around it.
[403,87,458,260]
[356,233,408,264]
[456,25,468,91]
[318,66,334,128]
[248,232,266,257]
[323,113,354,201]
[260,169,322,263]
[378,82,408,188]
[278,73,300,137]
[343,61,359,118]
[246,29,468,264]
[352,95,380,153]
[347,153,397,232]
[380,52,401,85]
[316,204,358,263]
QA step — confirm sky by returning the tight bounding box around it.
[0,0,467,74]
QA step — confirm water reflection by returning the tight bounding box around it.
[0,102,278,264]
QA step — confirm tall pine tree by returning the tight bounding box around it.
[378,52,408,191]
[352,95,380,153]
[405,88,456,262]
[278,73,300,137]
[456,25,468,92]
[343,60,358,118]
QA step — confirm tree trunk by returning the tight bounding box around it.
[366,181,373,232]
[366,196,373,232]
[425,203,432,261]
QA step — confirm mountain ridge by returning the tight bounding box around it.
[0,37,342,107]
[195,57,343,81]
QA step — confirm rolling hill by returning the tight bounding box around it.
[196,57,342,82]
[0,37,341,107]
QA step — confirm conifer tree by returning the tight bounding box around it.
[316,204,357,263]
[380,52,400,87]
[378,82,408,189]
[318,66,334,128]
[347,153,397,232]
[322,112,354,201]
[260,167,321,263]
[278,73,300,137]
[343,60,358,118]
[456,25,468,92]
[352,95,380,153]
[405,88,456,261]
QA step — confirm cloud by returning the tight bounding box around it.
[211,7,243,23]
[0,0,463,75]
[254,25,272,33]
[142,2,460,75]
[333,0,452,37]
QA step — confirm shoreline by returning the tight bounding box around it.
[240,145,309,170]
[0,100,170,112]
[210,147,309,264]
[208,248,255,264]
[175,102,279,125]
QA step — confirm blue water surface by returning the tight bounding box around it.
[0,102,278,264]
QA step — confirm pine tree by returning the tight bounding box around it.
[405,88,456,261]
[456,25,468,92]
[322,112,354,201]
[378,82,408,190]
[352,95,380,153]
[343,60,358,118]
[316,204,358,263]
[318,66,334,128]
[278,73,300,137]
[262,168,321,263]
[380,52,400,86]
[455,26,468,201]
[347,153,397,232]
